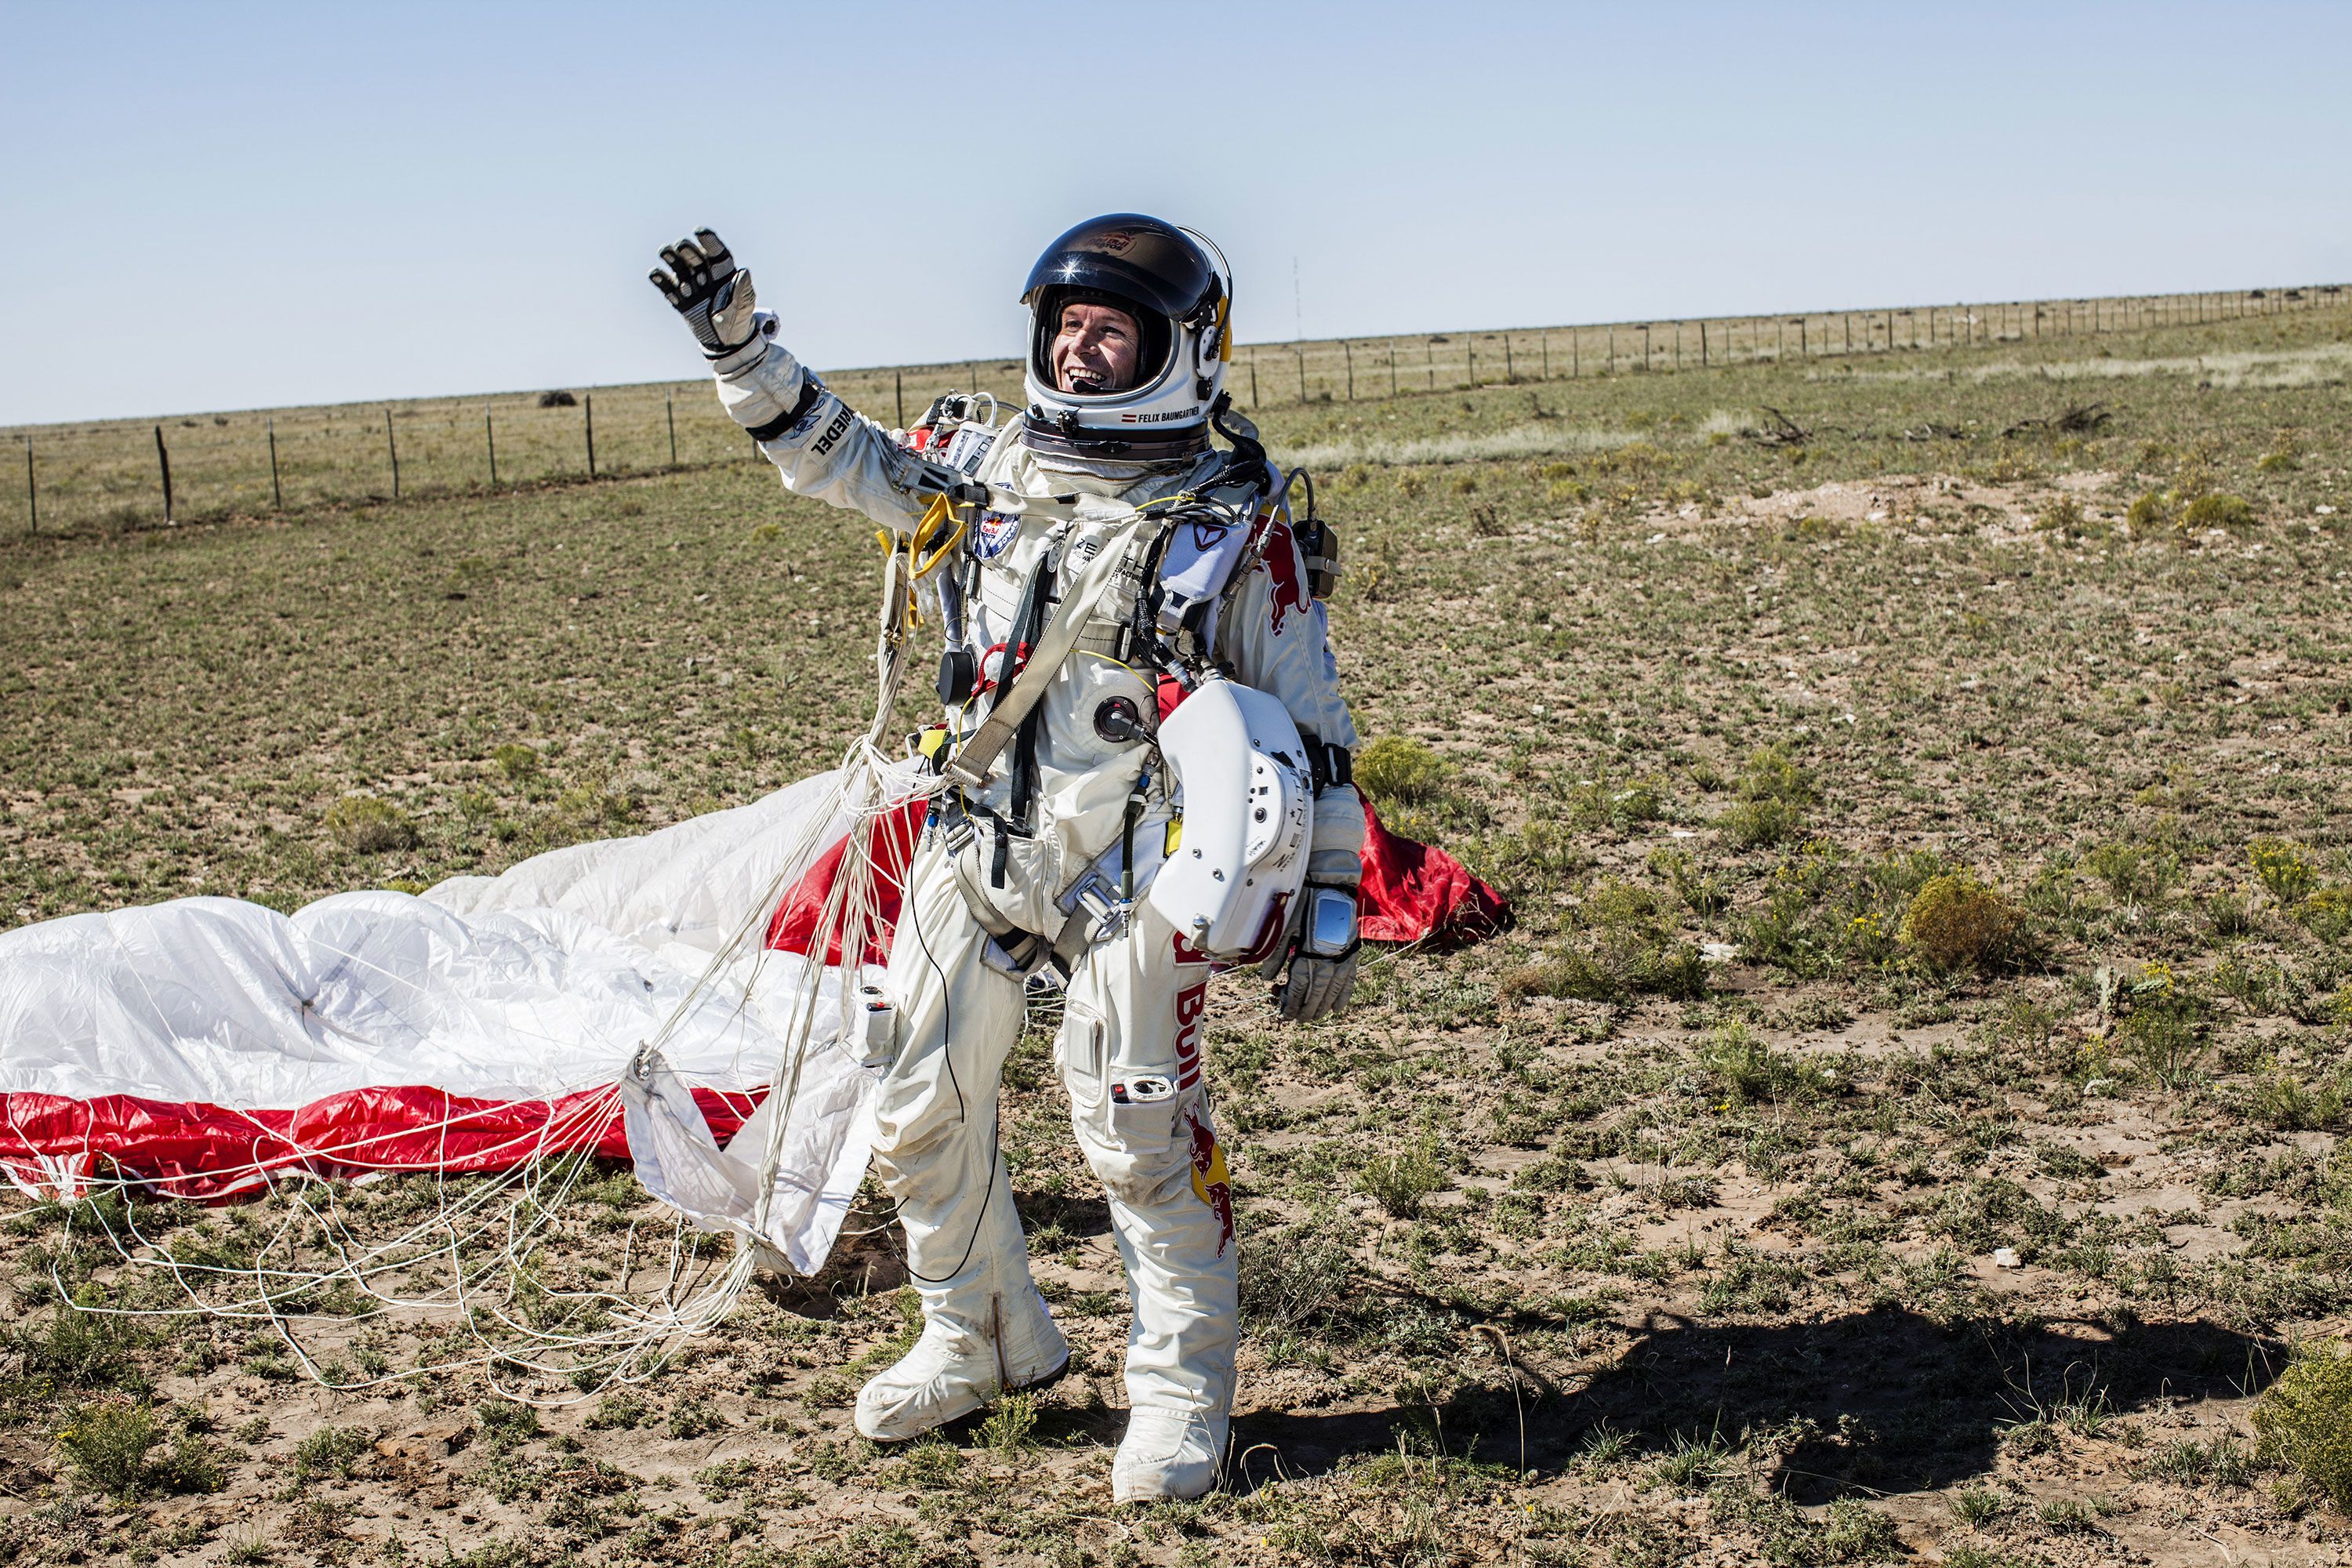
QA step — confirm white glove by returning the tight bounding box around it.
[648,229,764,365]
[1262,881,1361,1023]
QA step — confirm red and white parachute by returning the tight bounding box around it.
[0,767,1501,1274]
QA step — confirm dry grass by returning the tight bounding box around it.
[2,299,2350,1563]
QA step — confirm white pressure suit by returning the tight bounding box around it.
[660,220,1363,1501]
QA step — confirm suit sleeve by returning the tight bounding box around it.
[706,318,967,535]
[1221,521,1367,884]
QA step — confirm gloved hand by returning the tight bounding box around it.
[648,229,764,361]
[1262,882,1361,1022]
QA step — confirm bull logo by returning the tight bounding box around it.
[1185,1107,1233,1257]
[1259,512,1311,635]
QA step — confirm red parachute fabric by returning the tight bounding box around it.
[0,1084,762,1203]
[1356,797,1509,944]
[761,797,926,966]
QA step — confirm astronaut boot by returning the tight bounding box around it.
[855,1167,1068,1443]
[1112,1408,1229,1502]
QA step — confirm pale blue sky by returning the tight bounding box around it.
[3,2,2344,425]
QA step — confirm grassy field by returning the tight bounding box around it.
[2,299,2352,1565]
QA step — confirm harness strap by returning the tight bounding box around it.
[945,515,1149,789]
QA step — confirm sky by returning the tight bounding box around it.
[2,2,2347,426]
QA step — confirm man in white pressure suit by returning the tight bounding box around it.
[650,216,1365,1502]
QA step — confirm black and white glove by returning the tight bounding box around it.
[1262,882,1361,1022]
[648,229,763,361]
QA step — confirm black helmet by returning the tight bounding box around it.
[1018,214,1230,463]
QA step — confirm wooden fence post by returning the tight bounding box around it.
[1390,343,1399,397]
[1468,339,1476,387]
[666,389,678,466]
[267,418,281,509]
[1700,320,1708,368]
[485,401,498,485]
[1606,325,1614,375]
[154,425,174,522]
[1641,324,1651,371]
[1295,347,1306,404]
[1427,339,1436,390]
[21,436,33,535]
[1541,331,1549,379]
[585,394,597,477]
[895,368,906,429]
[385,408,400,499]
[1250,356,1260,408]
[1345,340,1355,400]
[1502,336,1513,383]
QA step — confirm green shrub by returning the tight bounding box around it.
[56,1398,159,1499]
[2251,839,2318,903]
[1899,874,2025,972]
[977,1391,1038,1453]
[491,743,539,781]
[2125,492,2171,530]
[2033,495,2085,532]
[1354,735,1450,805]
[1698,1024,1835,1104]
[475,1398,539,1451]
[324,795,416,854]
[1501,879,1708,1004]
[292,1425,374,1479]
[1357,1142,1446,1218]
[2253,1345,2352,1510]
[1721,797,1802,849]
[2182,492,2255,532]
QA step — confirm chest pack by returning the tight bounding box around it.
[894,392,1338,967]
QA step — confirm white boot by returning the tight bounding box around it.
[1112,1409,1228,1502]
[855,1283,1069,1442]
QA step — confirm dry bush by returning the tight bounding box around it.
[1899,873,2024,971]
[323,796,415,853]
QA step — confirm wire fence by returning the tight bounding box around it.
[5,283,2341,536]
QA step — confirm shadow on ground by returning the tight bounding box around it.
[1233,1306,2283,1500]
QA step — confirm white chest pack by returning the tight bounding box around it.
[1146,675,1312,964]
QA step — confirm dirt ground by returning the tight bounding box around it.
[2,303,2351,1565]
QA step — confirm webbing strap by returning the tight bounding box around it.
[946,516,1147,789]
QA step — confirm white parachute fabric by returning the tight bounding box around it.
[0,764,912,1276]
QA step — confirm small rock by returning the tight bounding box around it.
[1992,1247,2023,1269]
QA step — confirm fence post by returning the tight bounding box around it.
[22,436,33,535]
[1345,340,1355,401]
[1468,339,1476,387]
[1700,320,1708,368]
[895,368,906,429]
[1606,325,1614,375]
[1389,343,1399,397]
[1572,331,1579,378]
[485,401,499,485]
[1296,347,1306,404]
[1798,318,1807,359]
[666,389,678,466]
[1502,336,1513,383]
[154,425,174,522]
[385,408,400,499]
[1541,331,1549,379]
[585,394,597,477]
[267,418,282,509]
[1250,356,1260,408]
[1674,321,1682,371]
[1426,339,1435,390]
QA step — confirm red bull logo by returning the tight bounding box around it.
[1185,1106,1233,1257]
[1258,511,1312,635]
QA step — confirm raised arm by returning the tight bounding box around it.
[649,228,968,536]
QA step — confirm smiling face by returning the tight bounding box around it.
[1051,301,1143,394]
